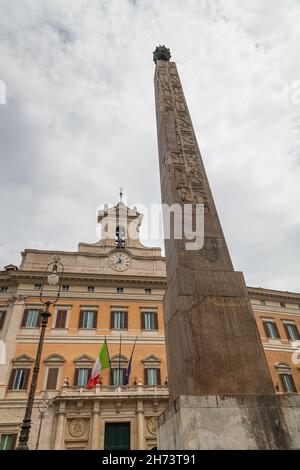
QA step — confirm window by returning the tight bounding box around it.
[46,368,59,390]
[280,302,286,308]
[145,288,152,294]
[62,285,69,292]
[55,310,67,329]
[141,311,158,330]
[0,287,8,293]
[0,434,17,450]
[79,310,97,329]
[280,374,297,393]
[111,311,128,330]
[284,323,300,341]
[117,287,123,293]
[116,226,125,249]
[144,368,161,386]
[74,368,91,387]
[0,310,7,330]
[263,320,280,339]
[260,299,266,305]
[34,283,42,291]
[112,368,125,386]
[88,286,95,292]
[8,368,30,390]
[21,309,40,328]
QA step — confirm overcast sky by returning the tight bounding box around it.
[0,0,300,292]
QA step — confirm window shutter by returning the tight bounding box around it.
[124,312,128,329]
[10,434,17,450]
[87,368,92,385]
[21,309,29,328]
[263,321,270,338]
[79,310,84,328]
[283,323,290,340]
[141,312,145,330]
[74,368,79,386]
[122,368,126,385]
[46,368,59,390]
[295,326,300,340]
[110,369,114,385]
[154,312,158,330]
[144,369,148,386]
[93,312,97,329]
[156,369,161,385]
[56,310,67,328]
[273,323,280,339]
[23,369,30,389]
[8,369,16,390]
[0,311,6,329]
[110,311,114,329]
[36,310,42,328]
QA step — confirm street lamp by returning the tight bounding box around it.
[16,256,64,450]
[35,391,51,450]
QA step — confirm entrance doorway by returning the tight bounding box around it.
[104,423,130,450]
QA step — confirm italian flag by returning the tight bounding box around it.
[87,338,110,389]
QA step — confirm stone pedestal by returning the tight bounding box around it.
[157,395,300,450]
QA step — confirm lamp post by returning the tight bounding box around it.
[16,256,64,450]
[35,391,51,450]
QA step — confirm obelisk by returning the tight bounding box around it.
[154,46,300,449]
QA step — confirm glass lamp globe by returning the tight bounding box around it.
[47,272,60,286]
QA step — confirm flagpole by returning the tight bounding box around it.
[125,335,138,385]
[118,333,122,385]
[105,336,114,386]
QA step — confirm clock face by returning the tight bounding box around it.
[108,252,131,271]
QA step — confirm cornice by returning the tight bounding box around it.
[0,270,167,287]
[247,287,300,304]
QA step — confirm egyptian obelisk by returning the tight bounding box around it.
[153,46,300,449]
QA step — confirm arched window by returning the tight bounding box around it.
[116,226,125,248]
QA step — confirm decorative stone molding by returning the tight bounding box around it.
[69,418,87,438]
[147,417,157,435]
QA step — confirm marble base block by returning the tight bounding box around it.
[157,395,300,450]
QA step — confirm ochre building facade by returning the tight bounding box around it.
[0,202,299,450]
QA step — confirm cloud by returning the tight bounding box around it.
[0,0,299,291]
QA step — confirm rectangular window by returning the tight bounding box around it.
[88,286,95,292]
[111,311,127,329]
[21,309,40,328]
[280,302,286,308]
[117,288,123,293]
[55,310,67,329]
[145,288,151,294]
[62,285,69,292]
[76,368,90,387]
[8,368,30,390]
[260,299,266,305]
[113,368,125,386]
[280,374,297,393]
[114,312,124,329]
[141,311,158,330]
[145,368,161,386]
[284,323,300,341]
[263,321,280,339]
[0,287,8,293]
[0,434,17,450]
[0,310,7,330]
[34,283,42,291]
[79,310,97,329]
[46,368,59,390]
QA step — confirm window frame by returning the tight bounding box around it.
[280,373,297,393]
[263,320,280,339]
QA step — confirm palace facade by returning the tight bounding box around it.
[0,201,299,450]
